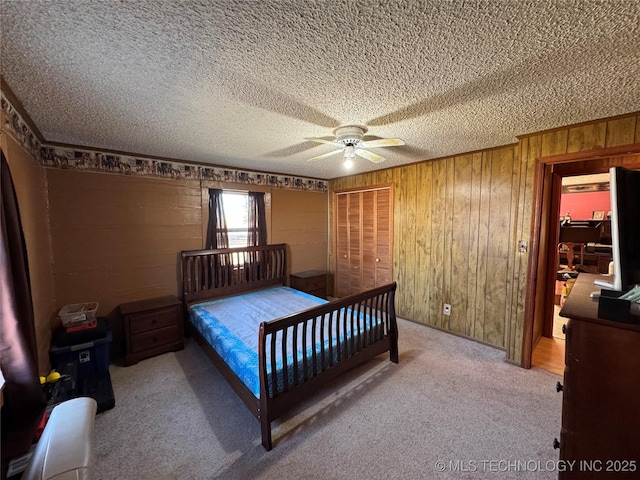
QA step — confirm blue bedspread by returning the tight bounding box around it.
[189,287,328,397]
[189,286,382,398]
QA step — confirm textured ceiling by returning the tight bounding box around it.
[1,1,639,180]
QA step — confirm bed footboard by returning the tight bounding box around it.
[257,282,398,450]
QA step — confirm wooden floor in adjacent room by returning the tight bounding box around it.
[532,337,565,376]
[531,305,566,376]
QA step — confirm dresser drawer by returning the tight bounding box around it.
[130,324,181,353]
[128,306,180,335]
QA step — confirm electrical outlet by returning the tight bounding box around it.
[518,240,528,252]
[443,303,451,316]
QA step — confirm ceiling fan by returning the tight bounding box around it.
[306,125,405,164]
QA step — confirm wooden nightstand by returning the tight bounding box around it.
[290,270,327,299]
[119,295,183,366]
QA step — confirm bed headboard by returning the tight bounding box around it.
[181,243,287,305]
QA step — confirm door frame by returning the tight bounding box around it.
[522,143,640,368]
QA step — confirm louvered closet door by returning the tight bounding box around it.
[362,191,376,291]
[335,194,350,297]
[334,186,392,297]
[347,192,362,294]
[374,188,392,285]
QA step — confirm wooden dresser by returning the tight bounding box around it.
[557,274,640,478]
[119,295,184,366]
[289,270,327,299]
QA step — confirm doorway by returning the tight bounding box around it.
[531,173,611,375]
[523,145,640,372]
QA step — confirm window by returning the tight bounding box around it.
[222,191,249,248]
[207,189,267,250]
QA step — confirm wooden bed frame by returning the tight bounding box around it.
[180,243,398,450]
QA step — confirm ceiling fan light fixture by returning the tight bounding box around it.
[343,158,354,169]
[343,145,356,158]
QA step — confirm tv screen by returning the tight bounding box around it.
[596,166,640,291]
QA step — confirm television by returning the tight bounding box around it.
[594,166,640,292]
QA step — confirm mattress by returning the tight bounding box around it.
[189,286,380,397]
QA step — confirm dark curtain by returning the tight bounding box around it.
[247,192,267,246]
[205,189,228,249]
[1,150,46,478]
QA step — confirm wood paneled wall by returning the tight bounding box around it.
[330,112,640,364]
[331,147,522,353]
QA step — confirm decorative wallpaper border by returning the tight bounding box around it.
[1,92,42,160]
[1,92,328,192]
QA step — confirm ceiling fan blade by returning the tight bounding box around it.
[355,149,386,163]
[308,149,343,161]
[305,137,339,146]
[359,138,405,148]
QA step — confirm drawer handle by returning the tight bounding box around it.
[553,438,560,449]
[556,381,563,392]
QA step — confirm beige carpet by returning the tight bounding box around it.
[94,318,562,480]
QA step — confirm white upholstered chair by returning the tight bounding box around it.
[22,397,97,480]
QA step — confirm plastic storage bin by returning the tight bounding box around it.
[50,323,111,380]
[59,302,99,327]
[49,318,115,413]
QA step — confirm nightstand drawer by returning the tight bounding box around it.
[303,278,326,290]
[130,324,181,353]
[129,306,180,335]
[290,270,328,299]
[305,288,326,298]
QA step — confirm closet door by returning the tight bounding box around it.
[334,185,392,297]
[374,188,392,285]
[347,193,362,294]
[335,193,350,297]
[362,190,376,291]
